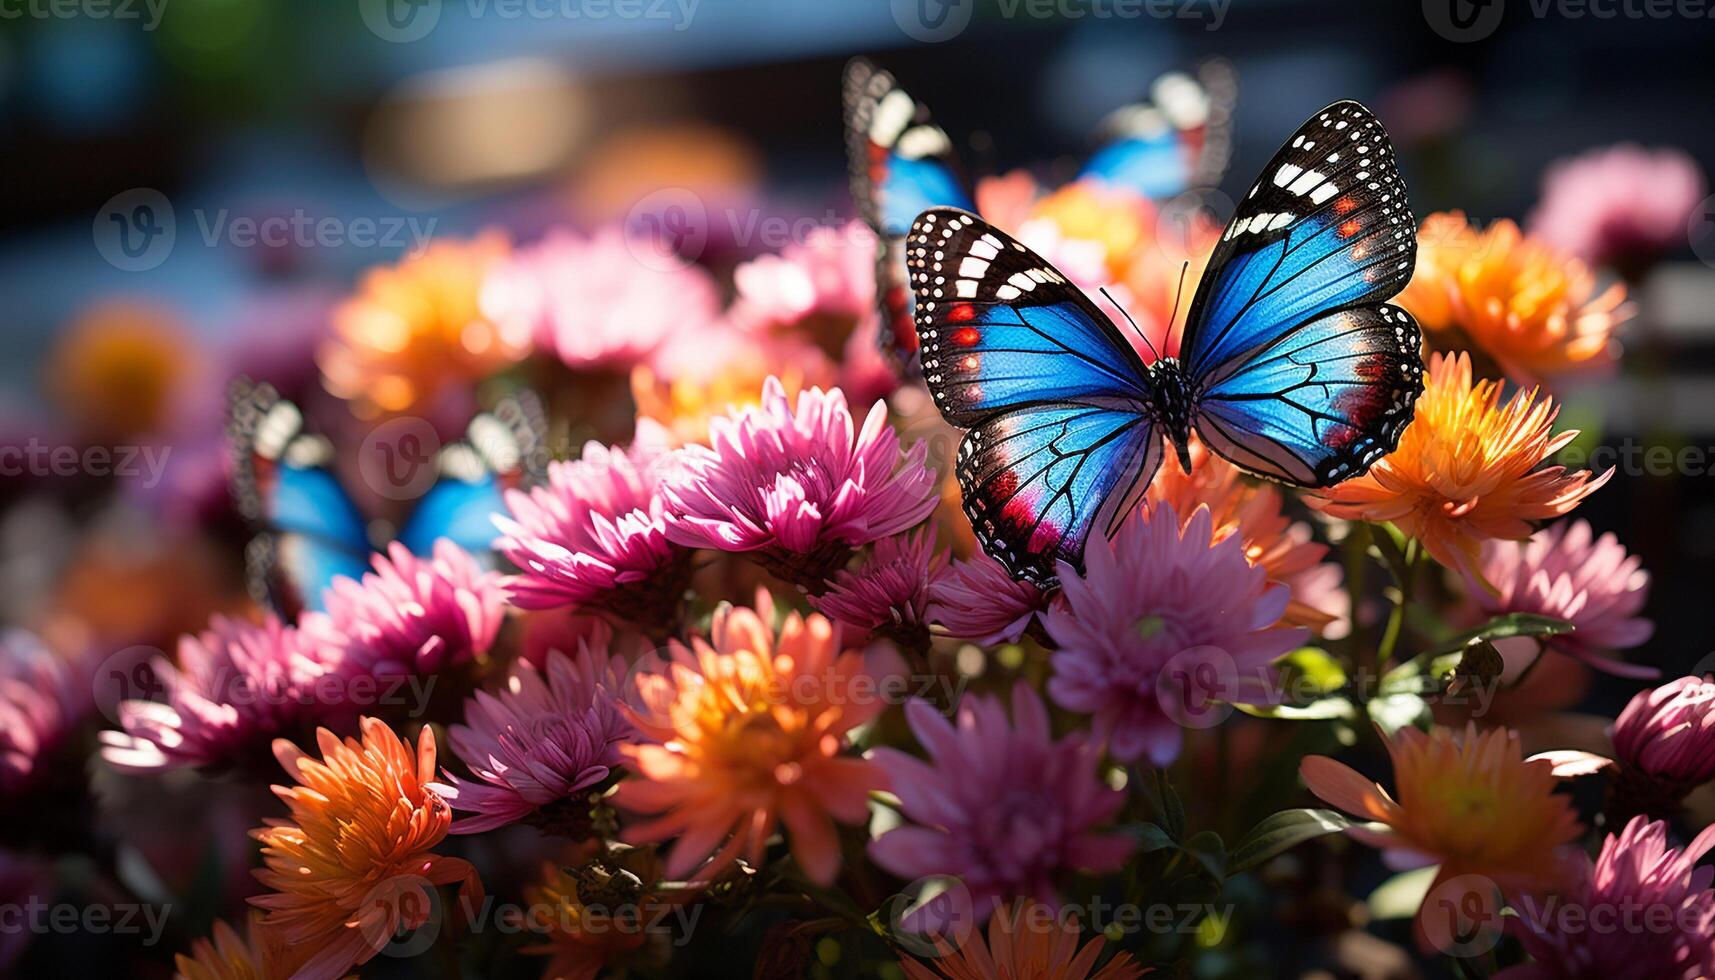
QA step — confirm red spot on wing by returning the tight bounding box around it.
[1338,219,1362,239]
[949,304,978,323]
[1333,195,1358,215]
[952,326,981,346]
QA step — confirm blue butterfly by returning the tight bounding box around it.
[844,57,1236,373]
[910,101,1424,585]
[228,381,543,616]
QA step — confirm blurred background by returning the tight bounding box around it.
[2,0,1714,975]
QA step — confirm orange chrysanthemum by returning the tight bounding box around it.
[319,233,520,417]
[630,335,834,447]
[47,300,199,441]
[1146,439,1346,634]
[1300,724,1583,937]
[1308,352,1609,586]
[901,899,1148,980]
[173,916,302,980]
[1398,212,1631,386]
[614,593,887,886]
[250,717,481,980]
[520,851,671,980]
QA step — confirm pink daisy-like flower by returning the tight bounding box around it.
[1501,817,1715,980]
[869,684,1132,924]
[100,615,329,773]
[495,423,691,635]
[1044,504,1308,765]
[661,377,939,588]
[1609,676,1715,821]
[0,631,86,797]
[1470,519,1656,678]
[811,526,947,650]
[926,552,1050,646]
[1527,144,1707,271]
[316,540,507,682]
[433,646,633,835]
[481,227,723,372]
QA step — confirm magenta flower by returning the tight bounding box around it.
[481,226,723,371]
[1472,519,1656,678]
[661,377,939,588]
[1527,144,1707,270]
[495,426,691,633]
[1044,504,1308,766]
[433,646,633,835]
[811,526,947,649]
[1501,817,1715,980]
[869,684,1132,924]
[0,631,86,797]
[1609,676,1715,820]
[100,615,328,773]
[316,540,507,681]
[927,552,1050,646]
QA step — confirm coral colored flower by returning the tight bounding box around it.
[900,899,1148,980]
[661,378,940,588]
[47,300,199,441]
[483,226,722,373]
[1501,817,1715,980]
[870,685,1133,924]
[315,540,507,682]
[434,647,633,834]
[1528,144,1707,270]
[1470,519,1655,677]
[0,631,88,797]
[101,615,330,773]
[614,596,886,885]
[520,851,669,980]
[1300,724,1583,937]
[812,526,947,648]
[1609,676,1715,821]
[495,425,692,632]
[250,718,480,980]
[174,916,303,980]
[1309,352,1611,587]
[1146,438,1348,634]
[927,552,1049,646]
[1045,505,1307,765]
[1398,212,1631,386]
[320,233,519,417]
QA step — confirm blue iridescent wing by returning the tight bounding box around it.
[1080,60,1237,200]
[396,392,543,559]
[1180,101,1424,486]
[845,58,976,371]
[228,382,372,615]
[910,209,1164,584]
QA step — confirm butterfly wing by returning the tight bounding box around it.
[396,391,544,559]
[845,58,976,371]
[1180,100,1423,486]
[229,381,373,615]
[910,208,1164,584]
[1080,60,1238,200]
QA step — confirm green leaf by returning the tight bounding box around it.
[1368,866,1439,920]
[1278,647,1347,696]
[1180,830,1227,880]
[1227,809,1354,875]
[1368,693,1431,734]
[1234,697,1356,721]
[1421,613,1574,661]
[1124,822,1179,853]
[1135,768,1186,838]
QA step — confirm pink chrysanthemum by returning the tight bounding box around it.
[316,540,507,681]
[926,552,1050,646]
[1527,144,1707,270]
[1501,817,1715,980]
[433,646,633,835]
[731,220,875,333]
[480,227,722,372]
[0,631,86,796]
[101,615,329,773]
[1471,519,1655,678]
[495,425,691,633]
[1044,504,1308,765]
[661,377,939,588]
[811,526,947,649]
[1609,676,1715,821]
[869,684,1133,924]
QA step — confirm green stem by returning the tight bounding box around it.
[1376,537,1423,672]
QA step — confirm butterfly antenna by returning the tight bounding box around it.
[1167,261,1191,352]
[1100,286,1161,363]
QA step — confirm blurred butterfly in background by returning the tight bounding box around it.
[228,381,543,616]
[843,56,1237,373]
[910,101,1424,585]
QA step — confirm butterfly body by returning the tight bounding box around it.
[912,101,1424,585]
